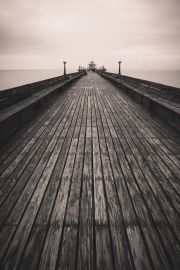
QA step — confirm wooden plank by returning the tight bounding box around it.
[113,138,172,270]
[96,85,175,268]
[140,138,180,193]
[0,137,37,187]
[4,136,59,226]
[77,138,94,270]
[0,88,82,228]
[98,83,180,268]
[0,123,63,207]
[105,137,152,270]
[65,90,83,129]
[0,137,57,231]
[100,85,180,196]
[160,138,180,159]
[80,126,86,138]
[134,124,180,175]
[0,88,77,179]
[131,132,180,214]
[86,126,91,138]
[0,226,16,263]
[76,96,85,127]
[147,135,180,170]
[1,136,64,269]
[38,138,78,270]
[17,87,84,269]
[81,95,88,127]
[93,95,104,138]
[35,137,74,227]
[65,137,85,225]
[122,122,180,222]
[73,125,81,138]
[56,225,78,270]
[18,226,47,270]
[18,135,76,269]
[87,96,92,127]
[120,114,180,194]
[93,133,107,225]
[118,130,180,269]
[91,106,97,127]
[99,138,134,270]
[0,78,81,266]
[95,226,114,270]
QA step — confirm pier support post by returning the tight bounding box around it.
[118,61,121,75]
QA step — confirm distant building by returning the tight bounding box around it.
[87,61,97,71]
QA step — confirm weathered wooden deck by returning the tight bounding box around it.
[0,71,180,270]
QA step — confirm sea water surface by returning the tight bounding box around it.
[0,69,180,91]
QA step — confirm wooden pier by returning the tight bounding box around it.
[0,71,180,269]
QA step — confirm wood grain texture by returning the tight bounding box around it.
[77,138,94,270]
[95,226,114,270]
[93,137,107,225]
[56,225,78,270]
[99,137,134,270]
[65,137,85,225]
[38,139,78,270]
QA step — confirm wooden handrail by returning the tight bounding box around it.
[97,71,180,103]
[0,71,85,109]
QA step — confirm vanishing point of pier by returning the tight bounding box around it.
[0,70,180,269]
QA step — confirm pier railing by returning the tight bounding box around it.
[0,71,85,142]
[0,71,85,109]
[97,71,180,103]
[97,70,180,131]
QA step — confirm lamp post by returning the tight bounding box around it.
[118,61,121,75]
[63,61,67,75]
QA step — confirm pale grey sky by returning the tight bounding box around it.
[0,0,180,70]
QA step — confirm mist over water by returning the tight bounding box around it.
[127,70,180,88]
[0,69,180,91]
[110,69,180,88]
[0,69,74,91]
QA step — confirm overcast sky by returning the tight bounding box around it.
[0,0,180,70]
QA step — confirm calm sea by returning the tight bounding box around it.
[0,69,180,91]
